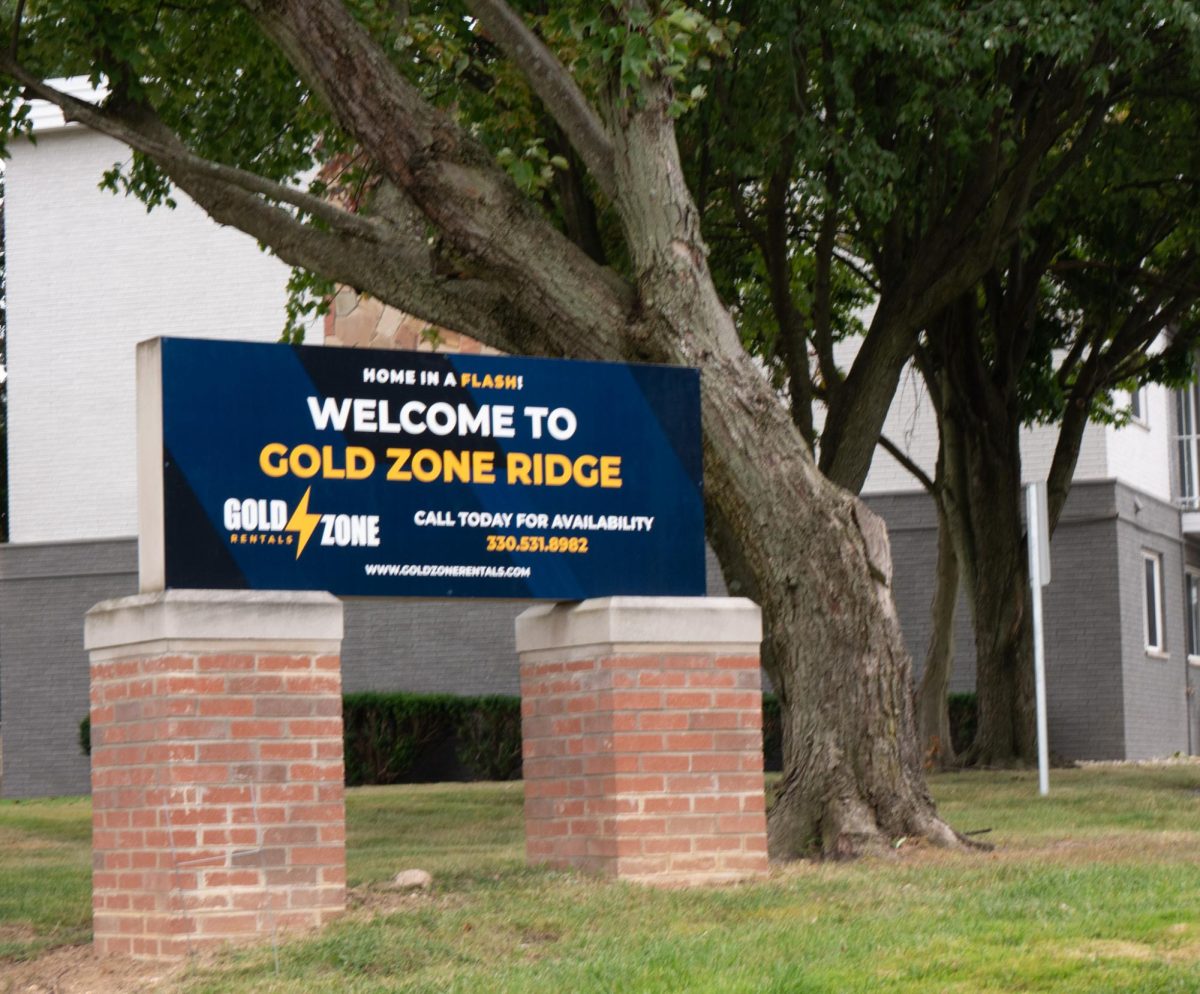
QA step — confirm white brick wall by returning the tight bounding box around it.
[1104,384,1173,504]
[6,127,310,543]
[857,361,1168,500]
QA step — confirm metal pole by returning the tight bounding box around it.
[1026,483,1050,796]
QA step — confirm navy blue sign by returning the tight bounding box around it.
[156,338,704,598]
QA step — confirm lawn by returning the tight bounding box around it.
[1,765,1198,992]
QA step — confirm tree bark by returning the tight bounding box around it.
[917,502,960,770]
[938,330,1037,767]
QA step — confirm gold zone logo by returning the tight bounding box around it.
[222,488,381,558]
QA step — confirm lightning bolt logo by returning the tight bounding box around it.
[285,486,322,559]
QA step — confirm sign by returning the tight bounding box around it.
[138,338,704,599]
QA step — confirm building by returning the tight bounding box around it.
[865,373,1200,761]
[1,93,1196,797]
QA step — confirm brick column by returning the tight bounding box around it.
[516,597,768,886]
[84,590,345,960]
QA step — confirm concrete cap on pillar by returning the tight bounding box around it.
[85,589,344,652]
[515,596,761,655]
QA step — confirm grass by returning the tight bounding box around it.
[1,766,1199,991]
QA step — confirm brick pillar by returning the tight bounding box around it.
[84,590,345,960]
[516,597,768,886]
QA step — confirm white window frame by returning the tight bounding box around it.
[1144,551,1166,655]
[1177,384,1200,510]
[1130,385,1148,427]
[1187,570,1200,662]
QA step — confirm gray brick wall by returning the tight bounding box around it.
[0,540,138,797]
[865,493,976,694]
[866,481,1166,761]
[1110,484,1193,759]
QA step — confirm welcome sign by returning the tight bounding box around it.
[137,338,704,599]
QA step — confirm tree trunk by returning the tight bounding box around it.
[941,391,1037,767]
[698,353,961,858]
[604,91,962,858]
[917,502,959,770]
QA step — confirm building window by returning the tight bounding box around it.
[1130,386,1147,425]
[1144,552,1165,653]
[1176,384,1200,510]
[1187,571,1200,659]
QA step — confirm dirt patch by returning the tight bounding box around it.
[1063,937,1200,965]
[0,944,184,994]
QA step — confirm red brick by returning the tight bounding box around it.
[287,719,343,737]
[706,773,763,792]
[231,720,286,738]
[611,733,664,753]
[642,836,693,855]
[689,712,743,731]
[160,676,227,695]
[637,671,687,688]
[663,691,712,709]
[257,655,314,672]
[284,675,342,694]
[259,784,317,804]
[719,853,770,871]
[714,655,759,669]
[694,795,741,814]
[690,754,742,773]
[639,754,690,774]
[695,836,743,853]
[741,793,767,813]
[685,671,738,689]
[288,803,344,823]
[291,847,344,866]
[261,742,315,761]
[610,691,664,710]
[257,698,317,718]
[198,654,256,671]
[638,712,689,732]
[664,732,715,752]
[198,697,255,718]
[197,913,260,935]
[227,675,288,694]
[197,743,255,763]
[264,826,319,846]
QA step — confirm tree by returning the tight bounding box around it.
[2,0,1194,853]
[914,85,1200,764]
[666,2,1200,766]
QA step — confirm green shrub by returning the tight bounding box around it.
[453,697,523,781]
[78,716,91,757]
[342,692,467,786]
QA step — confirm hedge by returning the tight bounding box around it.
[342,692,523,785]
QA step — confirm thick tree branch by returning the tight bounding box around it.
[878,434,937,495]
[0,62,386,242]
[465,0,615,200]
[242,0,635,361]
[0,57,532,348]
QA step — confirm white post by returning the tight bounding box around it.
[1025,482,1051,796]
